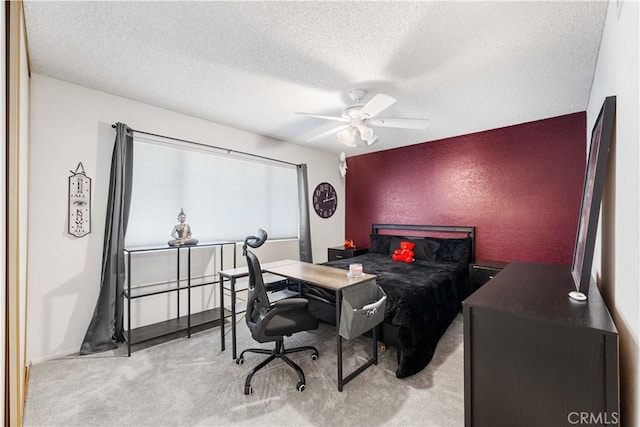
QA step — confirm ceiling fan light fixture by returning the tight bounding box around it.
[355,124,378,145]
[364,133,378,145]
[337,126,357,147]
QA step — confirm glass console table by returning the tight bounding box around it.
[123,241,236,356]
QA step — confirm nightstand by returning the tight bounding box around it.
[469,260,509,291]
[327,246,368,261]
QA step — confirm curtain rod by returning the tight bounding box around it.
[111,124,300,167]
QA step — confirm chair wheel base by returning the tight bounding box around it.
[240,342,318,396]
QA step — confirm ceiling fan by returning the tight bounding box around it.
[296,89,430,147]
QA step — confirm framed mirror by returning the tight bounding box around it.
[570,96,616,299]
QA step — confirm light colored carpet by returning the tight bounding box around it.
[23,314,464,427]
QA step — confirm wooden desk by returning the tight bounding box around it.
[264,260,378,392]
[218,259,299,359]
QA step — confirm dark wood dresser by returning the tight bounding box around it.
[463,262,619,426]
[469,259,509,291]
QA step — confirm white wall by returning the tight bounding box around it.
[27,74,344,362]
[589,0,639,425]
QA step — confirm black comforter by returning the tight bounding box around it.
[323,253,470,378]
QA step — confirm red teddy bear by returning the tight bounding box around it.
[392,241,415,263]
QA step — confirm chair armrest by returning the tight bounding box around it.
[260,298,309,327]
[272,298,308,310]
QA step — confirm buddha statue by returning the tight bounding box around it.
[168,208,199,246]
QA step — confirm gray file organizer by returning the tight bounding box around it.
[339,280,387,340]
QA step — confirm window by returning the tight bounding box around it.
[126,138,299,247]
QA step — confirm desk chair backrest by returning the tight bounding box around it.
[243,229,270,336]
[246,250,271,328]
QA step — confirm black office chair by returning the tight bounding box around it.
[236,229,319,395]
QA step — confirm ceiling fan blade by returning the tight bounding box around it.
[359,94,396,118]
[307,124,351,142]
[295,112,350,123]
[368,118,431,130]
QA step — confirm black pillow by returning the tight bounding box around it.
[388,237,438,261]
[412,239,440,261]
[427,237,472,263]
[369,234,392,255]
[388,236,404,254]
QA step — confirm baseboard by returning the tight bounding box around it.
[28,347,81,365]
[23,364,30,404]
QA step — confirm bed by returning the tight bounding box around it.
[305,224,475,378]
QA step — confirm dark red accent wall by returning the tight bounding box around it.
[345,113,586,265]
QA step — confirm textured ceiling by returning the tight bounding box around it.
[23,1,607,156]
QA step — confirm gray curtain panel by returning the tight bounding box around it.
[297,164,312,263]
[80,122,134,355]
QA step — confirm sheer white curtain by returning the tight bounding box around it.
[126,138,299,247]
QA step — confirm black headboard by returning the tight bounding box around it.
[371,223,476,263]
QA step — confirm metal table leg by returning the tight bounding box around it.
[336,289,343,391]
[220,275,225,351]
[231,277,237,360]
[187,247,191,338]
[335,282,379,391]
[176,248,180,319]
[127,251,132,357]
